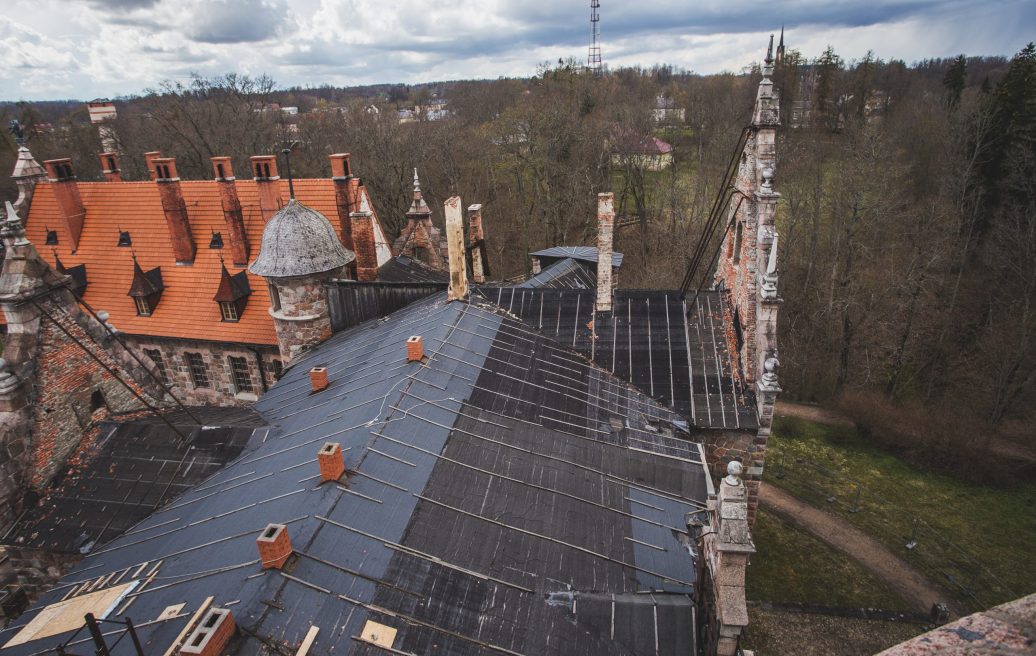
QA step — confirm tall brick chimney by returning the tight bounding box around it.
[251,155,282,223]
[143,151,162,181]
[444,196,468,301]
[330,153,356,251]
[595,192,615,312]
[349,189,379,282]
[42,159,86,252]
[98,152,122,182]
[468,203,486,284]
[153,157,196,263]
[211,157,249,266]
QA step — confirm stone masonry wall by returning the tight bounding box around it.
[270,274,335,361]
[123,335,281,406]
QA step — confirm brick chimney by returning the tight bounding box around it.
[153,157,196,263]
[43,159,86,252]
[256,523,292,569]
[179,608,236,656]
[349,189,379,282]
[330,153,356,251]
[317,442,345,482]
[98,152,122,182]
[595,192,615,312]
[444,196,468,301]
[468,204,486,283]
[309,366,329,392]
[251,155,282,223]
[143,151,162,181]
[211,157,249,266]
[406,335,423,361]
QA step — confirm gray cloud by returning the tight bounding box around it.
[85,0,160,11]
[186,0,291,43]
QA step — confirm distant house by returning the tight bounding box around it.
[651,94,686,123]
[611,133,674,171]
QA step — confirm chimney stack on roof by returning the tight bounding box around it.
[444,196,468,301]
[251,155,282,223]
[349,189,379,282]
[178,607,236,656]
[330,153,357,254]
[143,151,162,181]
[317,441,345,483]
[153,156,196,263]
[595,192,615,312]
[468,204,486,284]
[256,523,292,569]
[309,366,329,393]
[98,152,122,182]
[43,158,86,252]
[406,335,424,362]
[211,157,250,266]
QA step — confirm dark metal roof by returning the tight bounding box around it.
[515,257,596,289]
[475,287,757,430]
[530,246,624,269]
[2,408,263,554]
[376,255,449,283]
[1,295,709,656]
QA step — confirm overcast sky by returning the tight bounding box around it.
[2,0,1033,100]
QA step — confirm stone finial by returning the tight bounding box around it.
[413,168,421,193]
[96,310,117,333]
[761,353,780,389]
[761,165,775,193]
[724,460,743,486]
[2,201,30,247]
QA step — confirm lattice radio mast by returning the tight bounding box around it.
[588,0,602,74]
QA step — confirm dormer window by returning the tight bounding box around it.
[134,296,152,316]
[118,231,132,247]
[45,230,58,245]
[209,232,224,249]
[219,301,238,321]
[128,256,164,316]
[213,263,251,322]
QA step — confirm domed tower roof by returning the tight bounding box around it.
[249,198,355,278]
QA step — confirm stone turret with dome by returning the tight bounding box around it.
[249,198,354,278]
[249,157,356,361]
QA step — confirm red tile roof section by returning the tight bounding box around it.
[24,178,352,347]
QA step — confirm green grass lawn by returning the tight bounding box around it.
[747,508,912,610]
[768,415,1036,611]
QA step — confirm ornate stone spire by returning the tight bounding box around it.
[10,147,46,216]
[407,168,431,217]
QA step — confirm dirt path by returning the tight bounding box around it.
[759,483,963,617]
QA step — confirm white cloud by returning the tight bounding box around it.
[1,0,1033,99]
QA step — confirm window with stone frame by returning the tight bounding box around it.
[732,221,743,264]
[144,348,170,384]
[270,359,283,381]
[185,352,209,388]
[229,356,254,394]
[268,283,281,312]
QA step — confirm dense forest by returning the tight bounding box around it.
[1,43,1033,451]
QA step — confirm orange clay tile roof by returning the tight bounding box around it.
[24,178,351,347]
